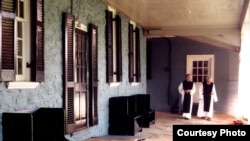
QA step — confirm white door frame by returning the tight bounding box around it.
[186,54,215,103]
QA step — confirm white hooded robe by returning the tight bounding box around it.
[178,82,196,119]
[197,83,218,118]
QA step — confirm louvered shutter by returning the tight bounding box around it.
[128,24,134,82]
[63,13,75,134]
[0,0,16,81]
[88,24,98,126]
[135,27,141,82]
[35,0,44,81]
[106,10,113,83]
[115,15,122,82]
[31,0,44,82]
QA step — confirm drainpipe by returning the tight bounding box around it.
[163,38,172,105]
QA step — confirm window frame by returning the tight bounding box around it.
[16,0,31,81]
[0,0,44,89]
[63,13,99,134]
[128,22,141,85]
[186,54,215,103]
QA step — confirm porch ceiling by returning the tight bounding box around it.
[102,0,250,51]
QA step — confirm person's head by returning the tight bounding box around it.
[186,74,193,82]
[206,76,213,83]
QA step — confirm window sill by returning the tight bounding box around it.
[7,82,40,89]
[109,82,121,87]
[131,82,140,86]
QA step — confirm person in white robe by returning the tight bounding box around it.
[178,74,196,120]
[197,76,218,121]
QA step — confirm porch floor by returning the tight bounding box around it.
[86,111,239,141]
[136,111,237,141]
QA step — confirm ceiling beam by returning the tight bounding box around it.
[204,34,240,47]
[181,36,240,52]
[145,26,241,37]
[144,26,241,51]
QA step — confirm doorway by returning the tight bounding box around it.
[186,54,215,103]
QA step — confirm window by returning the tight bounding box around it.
[63,13,98,134]
[192,60,209,82]
[16,0,30,81]
[186,55,214,83]
[0,0,44,89]
[105,7,122,86]
[128,22,141,85]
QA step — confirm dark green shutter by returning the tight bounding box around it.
[0,0,16,81]
[115,15,122,82]
[35,0,44,81]
[88,23,98,126]
[106,10,113,83]
[30,0,44,82]
[63,12,75,134]
[128,24,134,82]
[135,27,141,82]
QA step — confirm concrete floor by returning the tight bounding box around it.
[86,111,238,141]
[136,111,237,141]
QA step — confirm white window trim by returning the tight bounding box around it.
[109,82,121,87]
[7,82,40,89]
[9,0,39,89]
[75,21,87,31]
[108,6,116,16]
[16,0,31,81]
[186,54,215,80]
[112,19,118,82]
[131,82,140,86]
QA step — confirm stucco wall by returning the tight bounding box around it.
[147,37,239,115]
[0,0,147,141]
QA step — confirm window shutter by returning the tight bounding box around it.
[63,13,75,134]
[115,15,122,82]
[106,10,113,83]
[0,0,16,81]
[128,24,134,82]
[88,23,98,126]
[34,0,44,81]
[135,27,141,82]
[30,0,44,82]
